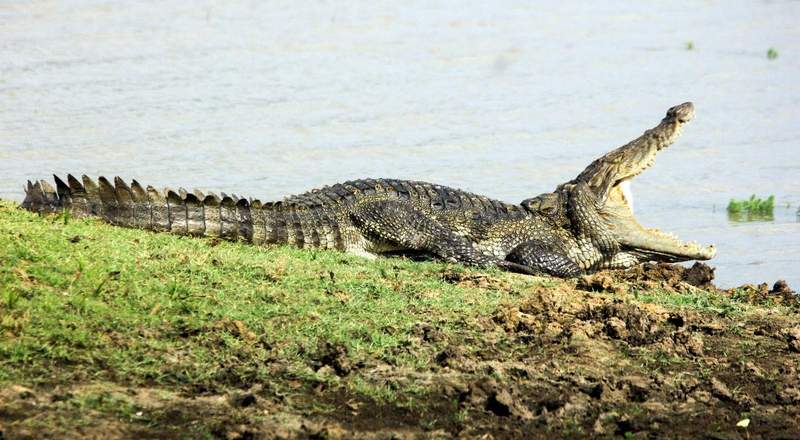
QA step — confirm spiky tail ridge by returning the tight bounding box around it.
[19,175,293,245]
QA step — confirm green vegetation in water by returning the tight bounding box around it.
[767,48,779,60]
[727,194,775,221]
[685,41,694,50]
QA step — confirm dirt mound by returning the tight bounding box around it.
[578,262,799,309]
[578,261,715,293]
[723,279,799,308]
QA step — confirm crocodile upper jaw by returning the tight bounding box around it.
[577,102,716,263]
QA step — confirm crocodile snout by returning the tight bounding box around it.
[667,101,695,123]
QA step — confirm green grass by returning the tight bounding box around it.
[727,194,775,221]
[767,48,779,60]
[633,288,745,317]
[1,199,793,392]
[0,200,541,395]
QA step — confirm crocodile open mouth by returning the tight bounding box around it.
[574,102,716,263]
[604,177,716,263]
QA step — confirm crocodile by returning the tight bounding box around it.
[20,102,715,277]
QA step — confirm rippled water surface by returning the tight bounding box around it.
[2,1,798,288]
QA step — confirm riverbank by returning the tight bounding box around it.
[1,200,798,438]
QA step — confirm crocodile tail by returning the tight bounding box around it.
[19,175,281,244]
[20,175,347,250]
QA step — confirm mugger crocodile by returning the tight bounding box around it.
[20,102,715,277]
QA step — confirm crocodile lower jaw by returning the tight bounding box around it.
[604,184,716,262]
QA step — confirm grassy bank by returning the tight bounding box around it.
[1,200,798,439]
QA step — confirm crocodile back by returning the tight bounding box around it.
[281,178,527,221]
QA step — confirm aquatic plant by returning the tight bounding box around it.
[727,195,775,221]
[767,48,779,60]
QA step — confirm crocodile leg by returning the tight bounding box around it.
[504,239,582,278]
[600,252,641,270]
[349,199,498,266]
[564,181,619,270]
[513,182,617,275]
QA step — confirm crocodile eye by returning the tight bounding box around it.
[521,198,540,211]
[540,205,556,215]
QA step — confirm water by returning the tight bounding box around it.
[1,1,798,288]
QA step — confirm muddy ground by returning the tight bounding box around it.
[2,263,799,439]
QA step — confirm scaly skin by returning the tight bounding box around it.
[19,102,716,277]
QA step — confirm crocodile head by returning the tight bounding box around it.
[568,102,716,264]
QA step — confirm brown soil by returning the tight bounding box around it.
[2,263,798,439]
